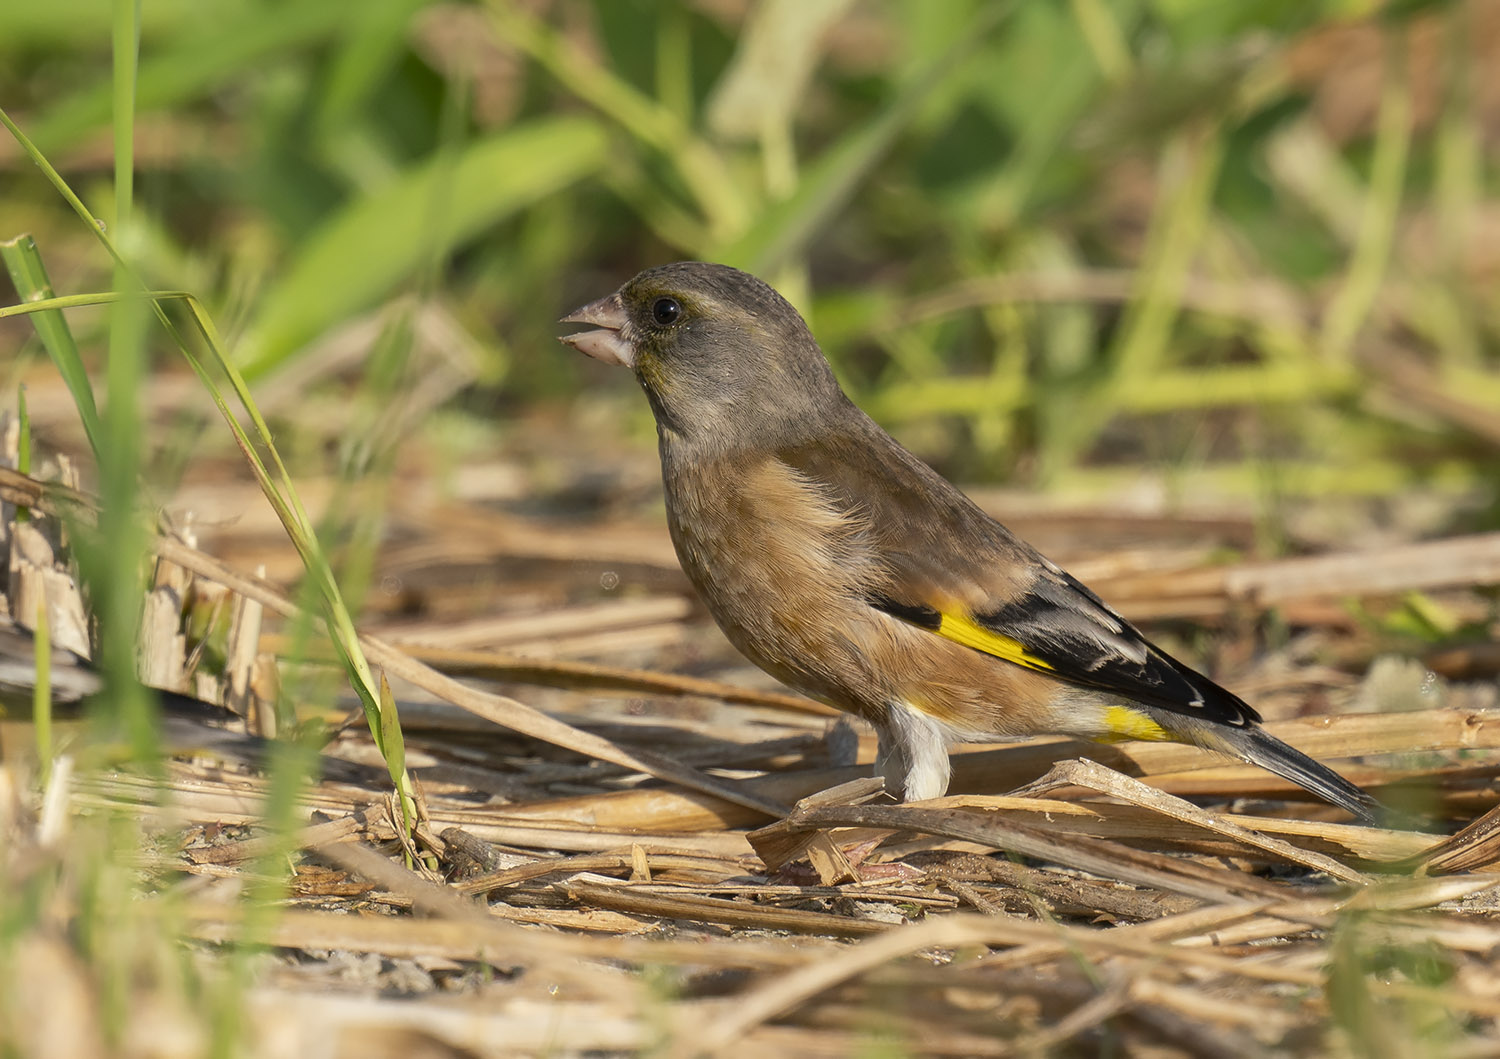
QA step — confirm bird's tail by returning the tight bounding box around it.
[1165,716,1379,824]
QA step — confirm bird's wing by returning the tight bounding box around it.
[778,433,1260,730]
[867,565,1260,729]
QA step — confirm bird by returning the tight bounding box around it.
[559,262,1377,822]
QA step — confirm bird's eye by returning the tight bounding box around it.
[651,297,682,326]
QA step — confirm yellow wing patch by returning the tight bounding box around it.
[929,609,1173,744]
[935,611,1055,672]
[1096,705,1170,744]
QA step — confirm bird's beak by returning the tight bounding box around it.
[559,292,634,367]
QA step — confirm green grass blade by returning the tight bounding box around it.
[0,107,132,273]
[0,0,232,48]
[487,0,748,245]
[15,385,31,522]
[1068,0,1132,81]
[1107,130,1226,382]
[113,0,139,221]
[94,0,155,765]
[26,1,355,154]
[705,0,854,145]
[717,1,1013,273]
[314,0,432,136]
[1320,33,1412,362]
[173,293,420,825]
[377,671,407,794]
[0,235,103,458]
[0,103,419,832]
[0,289,193,319]
[32,586,53,787]
[238,115,608,378]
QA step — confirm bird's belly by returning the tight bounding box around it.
[669,505,862,699]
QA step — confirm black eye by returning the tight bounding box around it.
[651,297,682,326]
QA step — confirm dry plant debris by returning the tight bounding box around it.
[3,445,1500,1058]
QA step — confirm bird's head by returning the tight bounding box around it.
[560,262,846,449]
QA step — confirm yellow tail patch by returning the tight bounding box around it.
[1097,705,1170,744]
[936,612,1055,672]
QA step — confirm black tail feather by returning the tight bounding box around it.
[1221,724,1379,824]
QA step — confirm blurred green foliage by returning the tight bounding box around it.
[2,0,1498,515]
[1,9,1496,1055]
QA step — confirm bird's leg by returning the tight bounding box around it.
[874,701,952,802]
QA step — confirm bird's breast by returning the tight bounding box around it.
[660,451,879,701]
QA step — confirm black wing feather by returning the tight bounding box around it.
[970,568,1260,728]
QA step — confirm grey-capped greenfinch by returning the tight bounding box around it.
[561,262,1375,822]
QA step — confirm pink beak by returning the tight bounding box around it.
[559,292,634,367]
